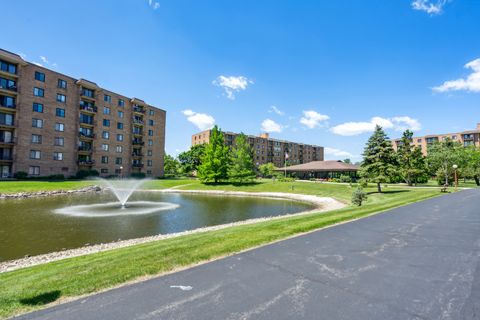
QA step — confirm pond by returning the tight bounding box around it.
[0,192,315,261]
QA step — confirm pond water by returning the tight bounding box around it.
[0,192,315,261]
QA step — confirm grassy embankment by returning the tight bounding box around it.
[0,178,445,318]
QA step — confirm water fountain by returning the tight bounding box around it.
[54,178,179,217]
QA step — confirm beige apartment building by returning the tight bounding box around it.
[192,130,324,168]
[0,49,166,179]
[392,123,480,155]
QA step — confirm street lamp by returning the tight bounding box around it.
[452,164,458,191]
[119,166,123,178]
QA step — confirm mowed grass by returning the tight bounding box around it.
[0,178,444,319]
[0,180,96,194]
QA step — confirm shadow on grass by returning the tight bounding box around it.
[19,290,61,306]
[203,181,262,187]
[367,190,410,195]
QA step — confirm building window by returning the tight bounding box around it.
[147,170,152,175]
[417,139,422,143]
[56,108,65,117]
[33,103,43,113]
[147,160,152,167]
[32,118,43,128]
[148,129,153,136]
[0,77,16,91]
[28,166,40,175]
[117,134,124,141]
[101,168,108,174]
[118,99,125,107]
[147,150,152,156]
[30,150,41,159]
[31,134,42,144]
[148,139,153,146]
[118,111,124,118]
[104,94,111,103]
[115,157,122,165]
[149,119,154,126]
[116,145,123,153]
[80,113,93,125]
[81,87,94,98]
[34,71,45,82]
[0,95,15,108]
[102,143,109,151]
[117,122,123,130]
[103,119,110,127]
[149,109,154,116]
[0,59,17,74]
[56,94,66,103]
[57,79,67,89]
[33,87,44,97]
[101,156,108,164]
[102,131,109,139]
[55,123,65,132]
[54,137,64,146]
[53,152,63,161]
[103,106,110,115]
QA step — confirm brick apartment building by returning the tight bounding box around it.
[192,130,324,168]
[392,123,480,155]
[0,49,166,178]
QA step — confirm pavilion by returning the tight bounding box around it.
[276,160,360,180]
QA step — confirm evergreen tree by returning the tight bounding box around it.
[360,125,397,193]
[197,125,230,183]
[396,130,427,186]
[228,133,256,183]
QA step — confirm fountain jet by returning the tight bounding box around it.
[97,178,148,206]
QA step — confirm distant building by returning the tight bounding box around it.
[192,130,324,167]
[392,123,480,155]
[0,48,166,179]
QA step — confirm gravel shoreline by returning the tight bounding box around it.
[0,189,345,273]
[0,185,102,199]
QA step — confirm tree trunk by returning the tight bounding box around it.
[474,175,480,186]
[377,182,382,193]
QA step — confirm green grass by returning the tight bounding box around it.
[0,180,96,194]
[0,179,444,319]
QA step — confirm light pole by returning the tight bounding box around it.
[452,164,458,191]
[119,166,123,178]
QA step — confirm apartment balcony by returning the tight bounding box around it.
[79,132,95,140]
[0,121,14,129]
[80,120,94,127]
[77,160,95,166]
[132,163,144,168]
[0,155,13,161]
[133,131,143,136]
[133,119,144,126]
[0,137,15,145]
[79,104,97,114]
[132,140,144,146]
[132,152,144,158]
[133,107,145,114]
[0,84,17,94]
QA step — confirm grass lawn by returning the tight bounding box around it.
[0,178,446,318]
[0,180,96,194]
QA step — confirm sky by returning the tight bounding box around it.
[2,0,480,161]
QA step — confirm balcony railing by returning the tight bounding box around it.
[0,84,17,92]
[0,137,14,144]
[77,160,95,165]
[133,107,145,114]
[132,140,144,146]
[133,119,144,125]
[132,163,144,168]
[132,152,144,157]
[133,131,143,135]
[78,146,92,151]
[80,105,97,113]
[0,103,15,109]
[0,121,14,127]
[79,132,95,139]
[0,155,13,160]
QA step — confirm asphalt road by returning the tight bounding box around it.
[16,189,480,320]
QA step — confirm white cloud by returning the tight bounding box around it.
[269,105,285,116]
[411,0,448,14]
[261,119,283,133]
[331,116,421,136]
[433,58,480,93]
[212,75,253,100]
[40,56,48,64]
[148,0,160,10]
[19,53,27,60]
[299,110,330,129]
[34,56,58,69]
[324,147,353,158]
[182,109,215,130]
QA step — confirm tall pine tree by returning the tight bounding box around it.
[396,130,427,186]
[197,125,230,183]
[360,125,397,193]
[228,133,256,183]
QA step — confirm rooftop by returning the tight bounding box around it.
[277,160,359,172]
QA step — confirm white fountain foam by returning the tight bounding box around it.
[97,178,149,206]
[54,201,180,217]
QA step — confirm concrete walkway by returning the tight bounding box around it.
[17,190,480,320]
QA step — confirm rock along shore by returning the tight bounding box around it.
[0,189,345,273]
[0,185,102,200]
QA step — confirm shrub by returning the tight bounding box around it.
[14,171,28,179]
[358,178,369,188]
[130,172,146,179]
[47,174,65,181]
[339,175,352,183]
[76,169,99,179]
[351,187,368,206]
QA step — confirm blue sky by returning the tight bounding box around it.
[2,0,480,160]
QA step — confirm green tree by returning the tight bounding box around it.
[426,138,463,185]
[343,158,352,164]
[458,146,480,185]
[359,125,397,193]
[396,130,427,186]
[197,125,230,183]
[178,144,206,175]
[164,154,180,176]
[228,133,256,183]
[259,163,276,178]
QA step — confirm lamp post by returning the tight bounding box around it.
[452,164,458,191]
[119,166,123,178]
